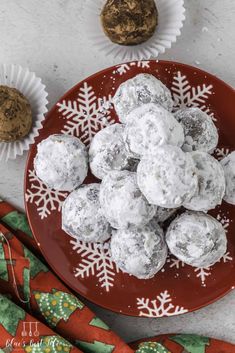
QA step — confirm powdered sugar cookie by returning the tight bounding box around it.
[100,170,156,229]
[137,145,198,208]
[124,103,184,159]
[89,124,129,180]
[184,151,225,211]
[34,134,88,191]
[221,151,235,205]
[62,184,111,243]
[166,211,227,268]
[111,220,167,279]
[113,73,174,123]
[174,108,218,153]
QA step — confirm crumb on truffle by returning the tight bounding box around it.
[0,85,32,142]
[100,0,158,46]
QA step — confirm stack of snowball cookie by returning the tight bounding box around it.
[34,73,235,280]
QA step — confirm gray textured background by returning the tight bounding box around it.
[0,0,235,344]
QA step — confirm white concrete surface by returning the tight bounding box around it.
[0,0,235,345]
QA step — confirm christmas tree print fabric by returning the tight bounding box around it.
[130,334,235,353]
[0,199,39,256]
[33,290,84,327]
[136,342,170,353]
[170,335,209,353]
[0,199,133,353]
[0,294,81,353]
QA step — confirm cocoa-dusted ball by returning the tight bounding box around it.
[0,85,32,142]
[100,0,158,46]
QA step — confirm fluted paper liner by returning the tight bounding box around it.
[84,0,185,61]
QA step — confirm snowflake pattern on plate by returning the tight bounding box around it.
[70,238,119,292]
[167,214,233,286]
[25,170,68,219]
[137,290,188,318]
[168,252,233,286]
[215,147,231,160]
[57,82,115,146]
[171,71,215,120]
[114,61,151,75]
[216,213,231,233]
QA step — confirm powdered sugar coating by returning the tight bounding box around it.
[89,124,130,180]
[166,211,227,268]
[34,134,88,191]
[62,184,111,243]
[100,170,157,229]
[123,103,184,159]
[137,145,198,208]
[221,151,235,205]
[155,207,179,223]
[184,151,225,211]
[111,220,168,279]
[174,108,219,153]
[113,73,174,124]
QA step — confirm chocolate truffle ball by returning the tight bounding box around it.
[100,0,158,46]
[111,220,167,279]
[34,134,88,191]
[62,184,111,243]
[100,170,156,229]
[221,151,235,205]
[123,103,184,159]
[89,124,129,180]
[113,74,174,124]
[0,85,32,142]
[184,151,225,212]
[137,145,198,208]
[174,108,219,153]
[166,211,227,268]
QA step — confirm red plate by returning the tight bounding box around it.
[130,334,235,352]
[25,60,235,317]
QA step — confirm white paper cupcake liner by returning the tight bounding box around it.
[84,0,185,61]
[0,64,48,162]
